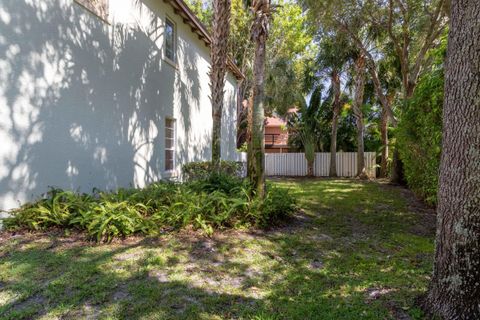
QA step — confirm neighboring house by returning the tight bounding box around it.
[265,116,290,153]
[0,0,244,210]
[264,108,297,153]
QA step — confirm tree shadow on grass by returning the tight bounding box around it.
[0,236,265,320]
[0,180,434,319]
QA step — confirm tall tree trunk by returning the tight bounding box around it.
[424,1,480,318]
[329,70,341,177]
[210,0,231,168]
[246,96,254,180]
[352,55,367,179]
[364,57,402,183]
[379,108,389,178]
[379,92,395,178]
[248,0,270,197]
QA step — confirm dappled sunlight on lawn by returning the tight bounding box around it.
[0,179,435,319]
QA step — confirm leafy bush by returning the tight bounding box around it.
[182,161,242,181]
[4,175,297,242]
[188,172,247,195]
[248,185,298,227]
[397,41,445,205]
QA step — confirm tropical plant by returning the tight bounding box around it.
[4,171,296,241]
[310,32,355,176]
[298,126,316,177]
[396,40,445,205]
[182,160,242,181]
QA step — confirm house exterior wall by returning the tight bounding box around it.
[0,0,240,210]
[265,126,289,153]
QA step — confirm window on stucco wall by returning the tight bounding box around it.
[165,18,176,63]
[75,0,109,21]
[165,118,176,172]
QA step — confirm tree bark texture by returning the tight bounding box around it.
[424,1,480,318]
[248,0,270,197]
[329,70,341,177]
[352,55,367,179]
[246,96,254,181]
[210,0,231,167]
[379,108,389,178]
[307,160,314,177]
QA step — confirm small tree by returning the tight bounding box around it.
[351,53,368,179]
[298,127,316,177]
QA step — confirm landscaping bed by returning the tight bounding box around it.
[3,167,296,242]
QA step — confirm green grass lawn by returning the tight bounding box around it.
[0,179,436,320]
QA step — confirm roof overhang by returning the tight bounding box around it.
[163,0,245,81]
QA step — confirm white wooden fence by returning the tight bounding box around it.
[265,152,377,178]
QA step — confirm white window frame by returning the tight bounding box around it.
[164,17,177,66]
[165,118,176,173]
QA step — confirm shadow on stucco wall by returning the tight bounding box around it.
[0,0,206,210]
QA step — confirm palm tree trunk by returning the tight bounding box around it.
[329,70,341,177]
[424,1,480,317]
[210,0,231,168]
[307,160,314,177]
[248,0,270,197]
[352,55,367,179]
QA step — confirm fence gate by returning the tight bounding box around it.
[264,152,376,178]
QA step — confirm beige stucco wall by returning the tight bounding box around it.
[0,0,240,210]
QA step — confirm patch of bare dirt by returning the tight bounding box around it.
[309,259,324,270]
[365,287,396,301]
[364,287,412,320]
[149,270,170,283]
[62,301,101,320]
[114,251,144,262]
[385,300,413,320]
[5,294,47,318]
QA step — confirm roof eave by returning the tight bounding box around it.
[163,0,245,81]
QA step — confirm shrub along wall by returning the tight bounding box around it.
[4,162,296,242]
[397,43,445,206]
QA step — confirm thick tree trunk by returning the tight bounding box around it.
[329,70,341,177]
[210,0,231,168]
[424,1,480,318]
[248,0,270,197]
[352,55,367,179]
[379,108,389,178]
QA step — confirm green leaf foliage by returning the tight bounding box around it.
[4,169,297,242]
[396,41,446,205]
